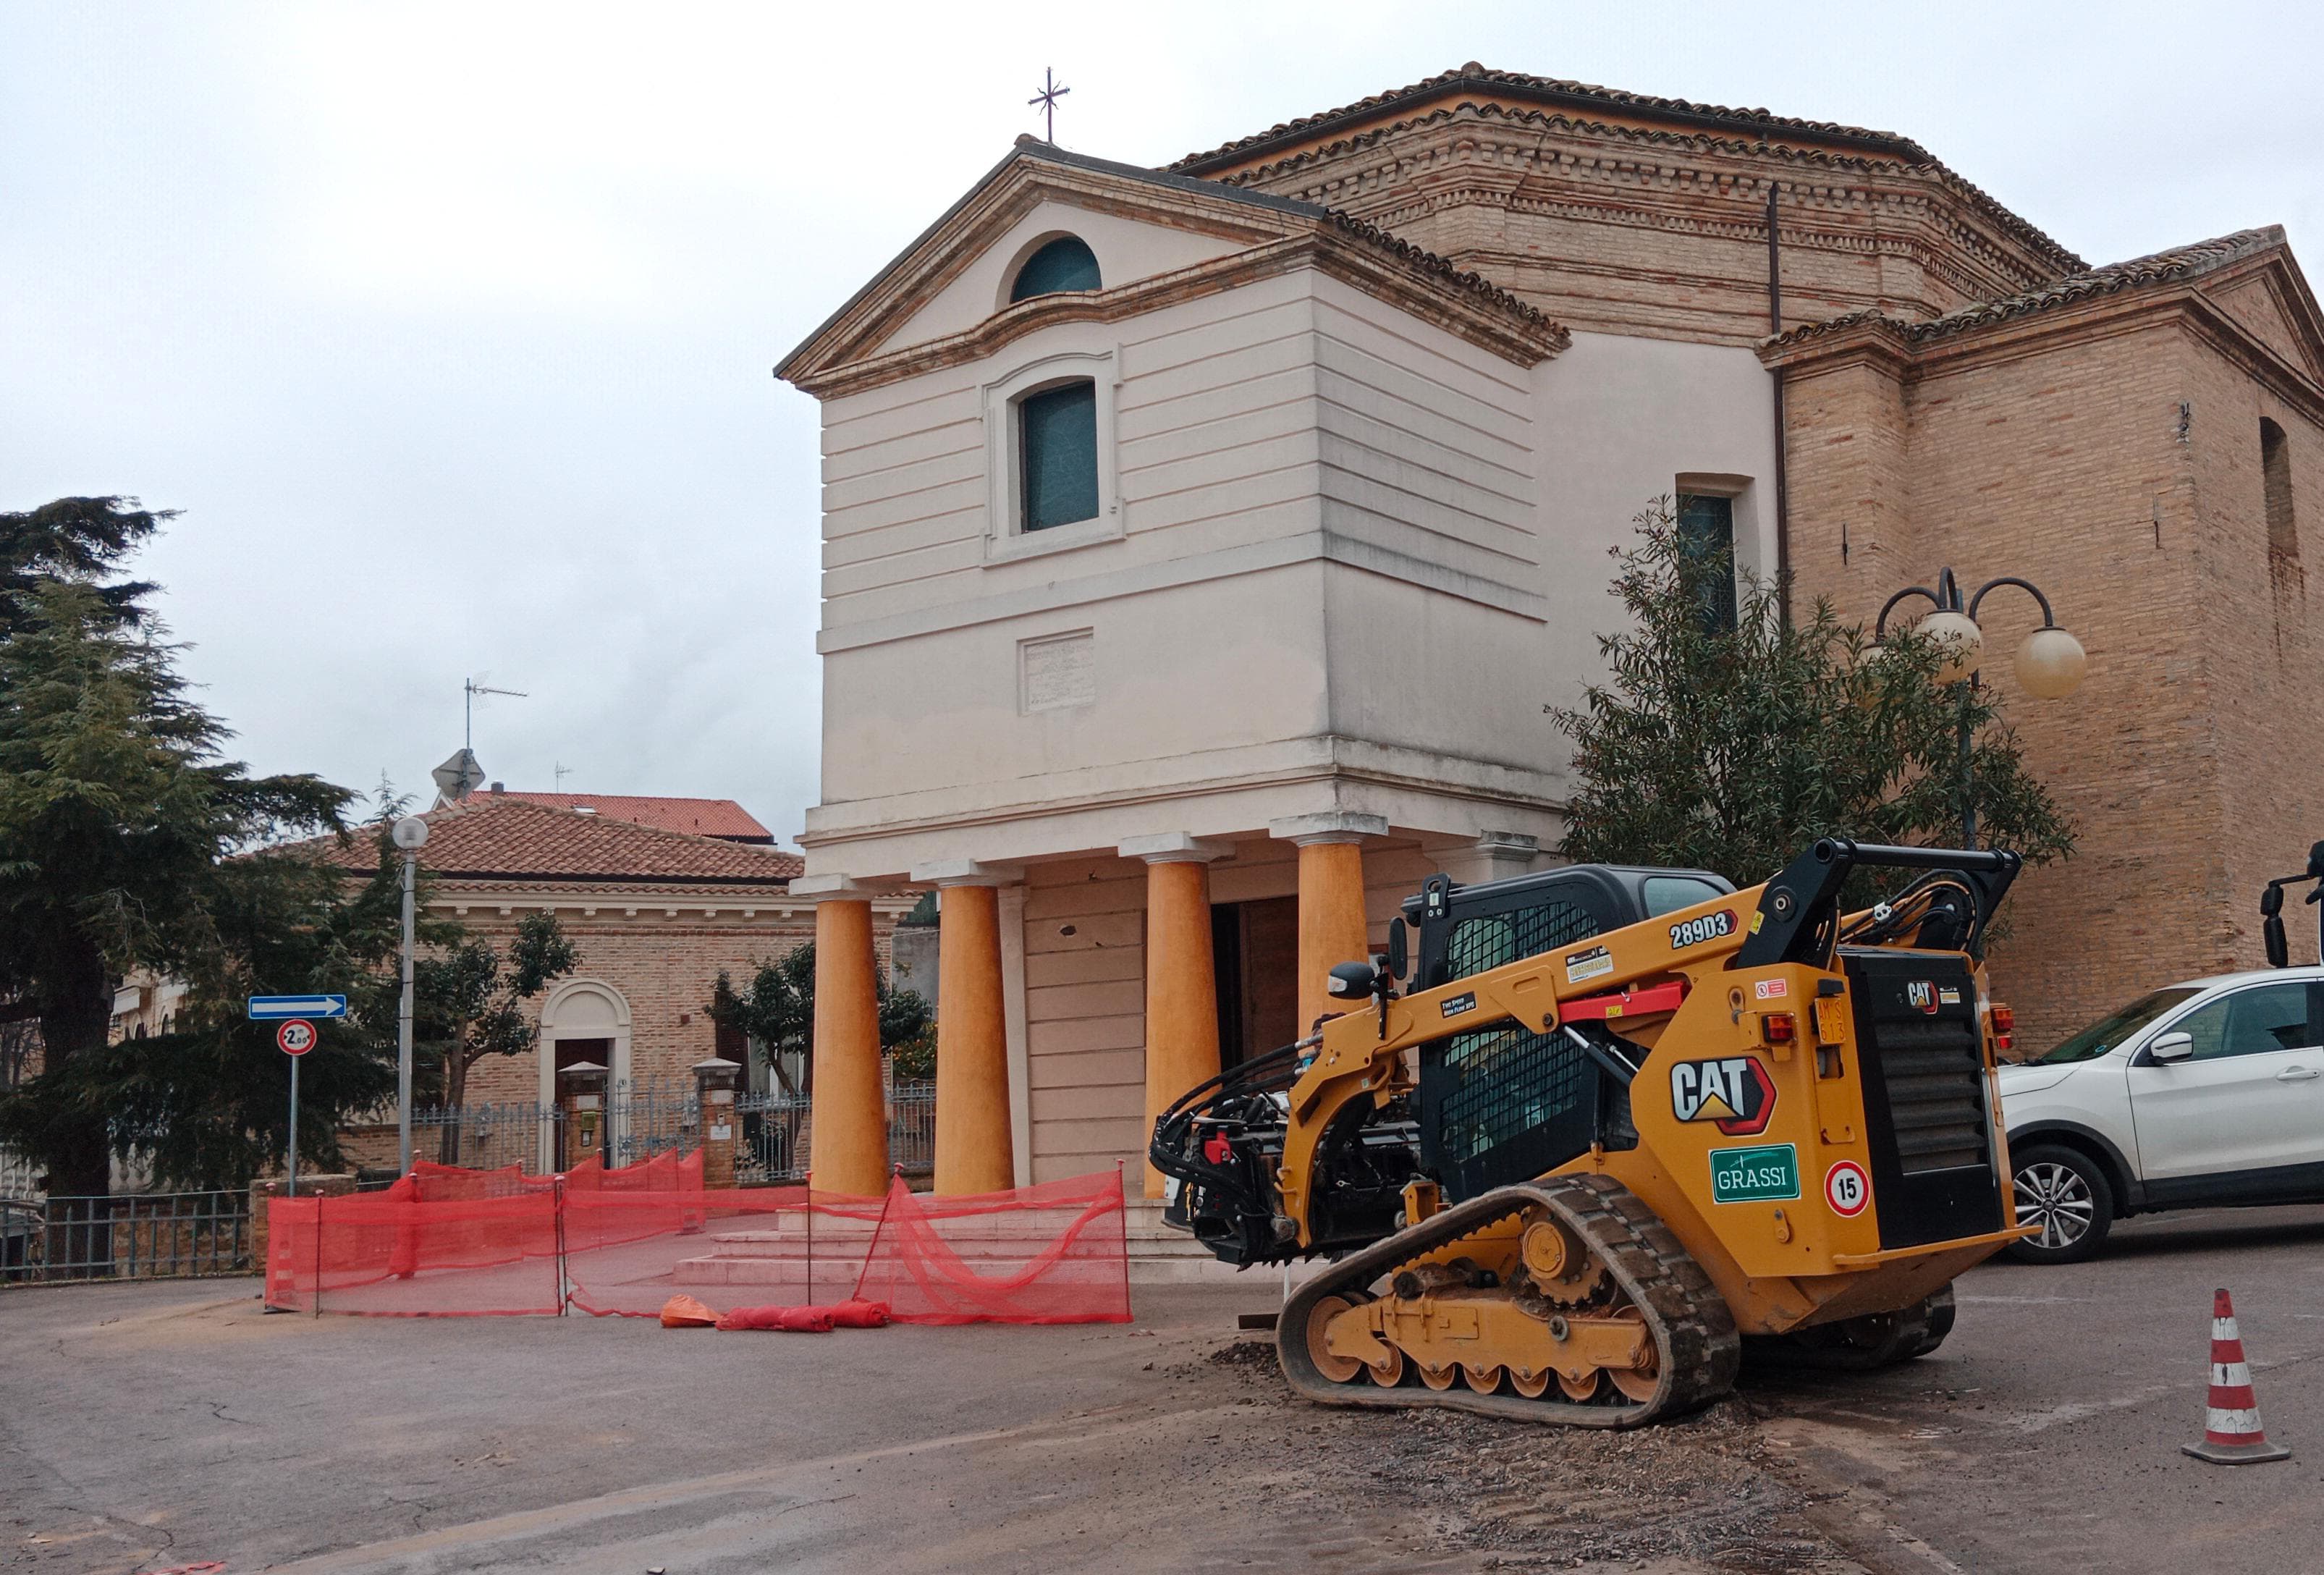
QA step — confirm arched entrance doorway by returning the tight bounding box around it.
[536,978,633,1171]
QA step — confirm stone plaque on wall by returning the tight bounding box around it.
[1020,630,1094,714]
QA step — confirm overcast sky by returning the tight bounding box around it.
[4,2,2317,846]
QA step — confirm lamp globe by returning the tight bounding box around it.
[1918,610,1983,683]
[2014,625,2087,700]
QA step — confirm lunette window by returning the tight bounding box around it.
[1010,237,1102,303]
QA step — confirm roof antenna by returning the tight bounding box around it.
[554,761,574,790]
[464,676,528,754]
[1028,67,1070,144]
[434,676,528,804]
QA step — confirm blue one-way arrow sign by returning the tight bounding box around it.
[248,995,348,1021]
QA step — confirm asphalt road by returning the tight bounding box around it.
[8,1204,2324,1575]
[1754,1202,2324,1575]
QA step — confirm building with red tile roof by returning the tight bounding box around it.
[277,795,910,1174]
[481,790,776,844]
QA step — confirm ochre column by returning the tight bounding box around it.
[1141,856,1222,1199]
[808,890,888,1197]
[933,882,1014,1195]
[1295,837,1372,1031]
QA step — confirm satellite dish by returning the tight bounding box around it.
[432,748,486,801]
[392,816,430,851]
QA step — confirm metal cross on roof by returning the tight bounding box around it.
[1028,67,1069,143]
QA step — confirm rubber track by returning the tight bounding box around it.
[1277,1174,1741,1429]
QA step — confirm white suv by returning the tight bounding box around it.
[1995,966,2324,1262]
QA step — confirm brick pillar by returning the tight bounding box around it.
[1122,834,1234,1199]
[693,1056,741,1188]
[927,874,1015,1196]
[797,879,888,1197]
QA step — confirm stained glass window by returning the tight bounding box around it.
[1676,492,1738,633]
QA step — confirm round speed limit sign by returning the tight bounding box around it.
[1825,1160,1869,1217]
[276,1018,317,1057]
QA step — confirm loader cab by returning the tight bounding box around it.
[1396,863,1735,1202]
[1399,864,1735,992]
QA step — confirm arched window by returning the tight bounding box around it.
[1009,236,1102,303]
[2262,418,2296,559]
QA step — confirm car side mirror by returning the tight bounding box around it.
[1326,961,1377,1000]
[2149,1031,2194,1064]
[1386,917,1409,983]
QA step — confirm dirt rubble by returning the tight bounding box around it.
[1172,1339,1868,1574]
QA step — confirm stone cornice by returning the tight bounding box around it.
[790,229,1568,400]
[421,877,916,923]
[1199,99,2081,283]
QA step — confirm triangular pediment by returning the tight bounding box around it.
[775,140,1568,398]
[2206,258,2324,386]
[776,142,1321,391]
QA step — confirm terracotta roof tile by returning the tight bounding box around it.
[485,790,773,843]
[1172,62,1935,173]
[1765,227,2286,352]
[292,796,803,885]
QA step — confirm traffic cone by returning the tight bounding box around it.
[2183,1287,2291,1464]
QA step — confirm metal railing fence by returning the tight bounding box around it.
[1,1191,250,1283]
[733,1081,934,1184]
[412,1100,557,1171]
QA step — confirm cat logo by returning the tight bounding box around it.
[1668,1056,1778,1136]
[1906,980,1939,1014]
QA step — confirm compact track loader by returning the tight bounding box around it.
[1152,838,2033,1427]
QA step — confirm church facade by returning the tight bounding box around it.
[775,65,2324,1200]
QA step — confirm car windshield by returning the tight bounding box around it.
[2032,988,2201,1064]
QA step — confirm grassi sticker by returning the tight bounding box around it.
[1565,945,1614,984]
[1825,1160,1870,1217]
[1710,1144,1799,1204]
[1668,1055,1778,1136]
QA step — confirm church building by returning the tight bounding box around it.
[774,65,2324,1202]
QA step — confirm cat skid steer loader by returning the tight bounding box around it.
[1151,837,2032,1427]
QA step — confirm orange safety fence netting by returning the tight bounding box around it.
[855,1173,1131,1325]
[266,1162,1130,1325]
[263,1190,560,1317]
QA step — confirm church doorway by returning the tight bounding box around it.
[1211,895,1299,1068]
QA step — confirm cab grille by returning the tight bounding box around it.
[1875,1020,1990,1174]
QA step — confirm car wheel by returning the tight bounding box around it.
[2005,1144,2115,1264]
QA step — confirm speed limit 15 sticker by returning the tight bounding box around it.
[1668,909,1738,950]
[1824,1160,1871,1217]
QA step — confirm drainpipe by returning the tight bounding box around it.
[1767,181,1791,625]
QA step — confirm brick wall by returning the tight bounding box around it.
[1781,289,2324,1050]
[1220,106,2072,345]
[423,883,903,1108]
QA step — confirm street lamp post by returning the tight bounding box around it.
[1873,567,2087,847]
[391,814,430,1175]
